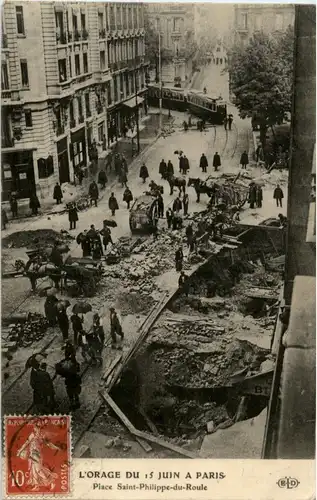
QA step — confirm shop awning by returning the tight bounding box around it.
[123,96,144,109]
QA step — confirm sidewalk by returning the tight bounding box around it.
[2,113,173,223]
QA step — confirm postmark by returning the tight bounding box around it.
[5,415,71,497]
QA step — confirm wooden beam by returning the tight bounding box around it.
[99,391,195,459]
[138,407,159,435]
[135,437,152,452]
[102,354,123,381]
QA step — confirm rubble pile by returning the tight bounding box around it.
[2,229,74,249]
[2,313,49,353]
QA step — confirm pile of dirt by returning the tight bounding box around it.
[2,229,74,249]
[115,291,156,315]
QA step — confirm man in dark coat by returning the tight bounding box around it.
[9,192,18,218]
[240,151,249,169]
[183,155,190,174]
[159,159,167,179]
[178,271,189,296]
[213,152,221,171]
[157,193,164,218]
[110,307,124,349]
[175,247,184,272]
[179,155,185,174]
[53,183,63,204]
[101,226,113,251]
[273,184,284,207]
[200,153,208,173]
[228,114,233,131]
[56,354,81,410]
[119,168,128,187]
[50,240,63,267]
[29,192,40,215]
[166,208,173,229]
[89,181,99,207]
[248,182,257,209]
[185,223,193,248]
[56,303,69,342]
[123,186,133,209]
[30,360,55,414]
[44,294,58,326]
[139,163,149,183]
[98,169,108,189]
[109,192,119,216]
[68,202,78,230]
[2,208,8,230]
[173,196,182,213]
[70,312,83,346]
[182,194,189,215]
[167,160,174,177]
[256,186,263,208]
[224,116,228,131]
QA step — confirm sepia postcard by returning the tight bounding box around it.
[1,1,315,499]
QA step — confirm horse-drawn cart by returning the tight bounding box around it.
[62,256,103,297]
[129,194,159,234]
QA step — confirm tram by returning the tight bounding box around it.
[147,85,187,112]
[147,84,227,125]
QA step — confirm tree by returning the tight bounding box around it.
[144,15,170,83]
[227,28,294,149]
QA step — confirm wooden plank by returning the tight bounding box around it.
[135,437,152,453]
[102,354,123,381]
[138,407,159,436]
[99,391,195,459]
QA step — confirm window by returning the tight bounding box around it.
[110,6,115,29]
[98,12,104,31]
[58,59,67,82]
[69,56,72,78]
[100,50,106,70]
[114,77,118,101]
[1,62,9,90]
[107,83,112,105]
[25,110,32,128]
[216,47,220,52]
[122,6,127,29]
[16,6,25,35]
[81,13,86,30]
[241,13,248,29]
[69,100,74,122]
[72,13,78,31]
[75,54,80,75]
[98,122,104,142]
[85,93,90,116]
[20,59,29,87]
[128,7,132,29]
[55,11,64,33]
[83,52,88,73]
[77,95,83,118]
[116,5,122,29]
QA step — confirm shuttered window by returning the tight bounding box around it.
[20,59,29,87]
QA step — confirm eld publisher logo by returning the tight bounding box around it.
[277,477,300,489]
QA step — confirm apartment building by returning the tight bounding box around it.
[1,2,148,201]
[146,3,195,85]
[234,4,295,46]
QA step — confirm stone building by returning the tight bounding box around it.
[234,4,295,46]
[146,3,195,86]
[1,2,148,200]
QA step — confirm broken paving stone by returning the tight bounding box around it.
[207,421,215,434]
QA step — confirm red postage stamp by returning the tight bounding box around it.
[5,415,71,497]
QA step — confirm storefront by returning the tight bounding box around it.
[107,108,120,147]
[57,137,70,184]
[1,150,35,201]
[70,127,86,177]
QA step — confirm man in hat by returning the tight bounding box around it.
[110,307,124,349]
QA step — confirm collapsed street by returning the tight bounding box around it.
[2,63,288,459]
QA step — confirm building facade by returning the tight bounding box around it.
[1,2,148,200]
[146,3,195,86]
[234,4,295,46]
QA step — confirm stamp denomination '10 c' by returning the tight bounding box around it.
[5,415,71,496]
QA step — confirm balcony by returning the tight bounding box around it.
[82,29,89,41]
[118,60,127,70]
[74,30,81,42]
[2,136,14,148]
[99,28,106,39]
[56,31,67,45]
[70,119,76,129]
[56,125,65,136]
[2,33,8,49]
[127,59,135,69]
[2,90,12,100]
[109,62,118,72]
[78,115,84,124]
